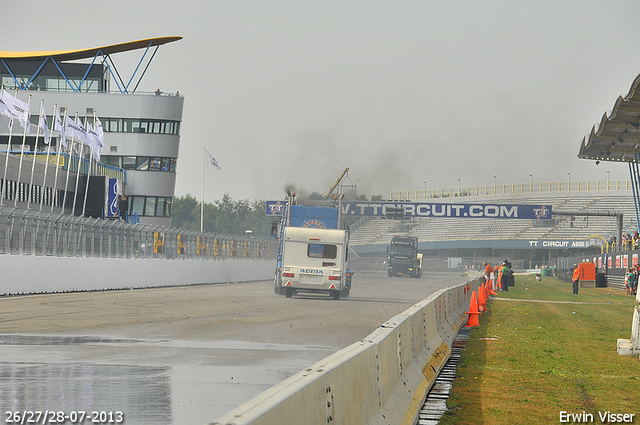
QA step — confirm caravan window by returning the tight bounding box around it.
[307,244,337,259]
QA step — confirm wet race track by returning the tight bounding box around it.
[0,268,473,424]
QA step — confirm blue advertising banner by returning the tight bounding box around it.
[266,200,288,216]
[106,178,120,218]
[289,206,338,229]
[266,200,552,219]
[341,202,552,219]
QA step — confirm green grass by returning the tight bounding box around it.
[439,274,639,425]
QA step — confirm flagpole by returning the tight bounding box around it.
[52,108,67,213]
[13,94,32,207]
[201,145,204,232]
[27,99,45,209]
[71,117,87,215]
[62,112,78,214]
[40,103,55,211]
[81,114,97,218]
[0,86,14,206]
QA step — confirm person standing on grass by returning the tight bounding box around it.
[483,262,493,285]
[499,262,509,292]
[630,265,638,296]
[625,268,632,296]
[572,264,580,294]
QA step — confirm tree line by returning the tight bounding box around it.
[170,194,274,237]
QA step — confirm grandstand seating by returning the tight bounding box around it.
[350,191,638,247]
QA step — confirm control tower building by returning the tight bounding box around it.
[0,37,183,227]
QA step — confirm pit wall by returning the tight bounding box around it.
[0,255,274,295]
[212,277,481,425]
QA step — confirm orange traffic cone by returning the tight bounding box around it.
[465,291,481,327]
[477,283,487,312]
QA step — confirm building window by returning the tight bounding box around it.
[100,117,180,135]
[145,197,156,216]
[128,196,172,217]
[136,157,149,171]
[131,196,144,216]
[101,156,177,172]
[122,156,136,170]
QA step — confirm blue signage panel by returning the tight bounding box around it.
[106,178,120,218]
[266,200,552,220]
[266,200,288,216]
[290,206,338,229]
[341,202,552,219]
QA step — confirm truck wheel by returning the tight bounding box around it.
[285,287,293,298]
[340,288,349,298]
[388,270,393,277]
[332,291,340,300]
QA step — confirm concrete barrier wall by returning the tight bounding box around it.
[0,255,274,295]
[212,277,482,425]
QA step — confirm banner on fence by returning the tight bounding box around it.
[267,200,552,220]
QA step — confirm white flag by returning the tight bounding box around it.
[54,107,66,147]
[204,148,221,170]
[65,115,89,145]
[0,91,30,131]
[95,116,104,149]
[39,103,50,144]
[0,90,10,118]
[86,123,101,161]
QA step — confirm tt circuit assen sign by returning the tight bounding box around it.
[267,201,552,220]
[341,202,551,219]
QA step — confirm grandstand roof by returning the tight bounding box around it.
[579,73,640,163]
[0,37,182,62]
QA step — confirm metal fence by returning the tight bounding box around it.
[0,206,277,261]
[391,180,631,200]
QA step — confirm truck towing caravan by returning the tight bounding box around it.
[273,194,352,300]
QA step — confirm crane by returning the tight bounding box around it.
[324,168,350,200]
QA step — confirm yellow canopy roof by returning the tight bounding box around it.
[0,36,182,61]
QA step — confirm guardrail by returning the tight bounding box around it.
[212,277,480,425]
[391,180,631,200]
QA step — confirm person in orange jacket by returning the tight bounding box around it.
[483,262,493,284]
[572,264,580,294]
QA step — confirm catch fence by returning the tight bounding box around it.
[0,206,276,261]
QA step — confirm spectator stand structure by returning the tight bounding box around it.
[576,72,640,359]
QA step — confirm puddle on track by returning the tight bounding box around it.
[0,334,332,424]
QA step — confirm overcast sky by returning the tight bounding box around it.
[6,1,640,202]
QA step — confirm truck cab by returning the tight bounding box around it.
[387,236,422,278]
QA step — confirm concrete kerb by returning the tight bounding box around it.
[211,278,479,425]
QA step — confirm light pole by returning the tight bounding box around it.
[493,175,496,185]
[567,171,571,190]
[457,177,461,196]
[423,180,427,199]
[530,173,534,192]
[607,170,610,182]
